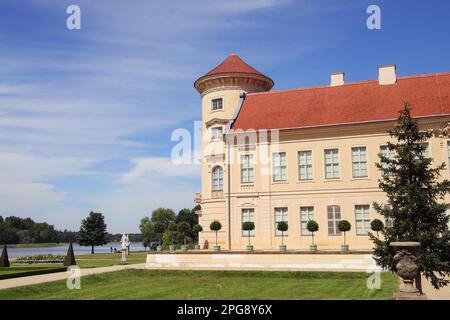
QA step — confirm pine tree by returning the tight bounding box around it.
[77,211,108,254]
[370,102,450,289]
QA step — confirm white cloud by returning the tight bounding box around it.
[120,157,199,183]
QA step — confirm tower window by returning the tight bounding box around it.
[211,98,223,111]
[211,127,223,140]
[212,166,223,191]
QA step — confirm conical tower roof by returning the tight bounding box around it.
[194,53,274,94]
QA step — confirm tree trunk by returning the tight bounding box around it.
[91,245,94,254]
[215,231,218,246]
[344,232,346,246]
[281,232,284,246]
[248,231,251,246]
[311,233,314,245]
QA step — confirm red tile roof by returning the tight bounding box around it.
[231,72,450,131]
[203,53,266,77]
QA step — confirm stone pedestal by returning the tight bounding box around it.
[390,241,426,299]
[121,250,127,263]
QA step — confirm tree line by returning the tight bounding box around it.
[0,215,141,245]
[139,205,202,249]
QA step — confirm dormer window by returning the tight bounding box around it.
[211,127,223,140]
[211,98,223,111]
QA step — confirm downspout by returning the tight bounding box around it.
[225,92,246,251]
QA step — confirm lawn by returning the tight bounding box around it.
[0,266,67,280]
[75,252,147,268]
[0,269,399,300]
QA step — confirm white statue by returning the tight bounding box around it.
[120,233,130,262]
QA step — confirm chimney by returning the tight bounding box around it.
[330,72,345,86]
[378,64,397,85]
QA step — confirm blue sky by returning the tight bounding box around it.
[0,0,449,233]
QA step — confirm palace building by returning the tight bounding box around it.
[194,53,450,251]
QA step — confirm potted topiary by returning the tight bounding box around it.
[192,224,203,249]
[277,221,288,252]
[338,220,351,252]
[210,220,222,252]
[306,220,319,253]
[168,222,177,251]
[242,221,255,252]
[177,222,191,252]
[370,219,384,238]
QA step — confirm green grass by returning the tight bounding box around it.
[0,266,66,279]
[0,269,399,300]
[75,252,147,268]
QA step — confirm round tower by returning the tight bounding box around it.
[195,53,274,127]
[194,53,273,250]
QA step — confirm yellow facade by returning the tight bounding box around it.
[195,59,450,251]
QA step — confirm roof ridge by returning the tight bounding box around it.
[246,71,450,96]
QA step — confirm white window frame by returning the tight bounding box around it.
[273,152,287,182]
[352,147,368,178]
[211,98,223,111]
[241,154,254,184]
[298,150,313,181]
[355,205,371,235]
[324,149,340,179]
[211,127,223,141]
[384,204,394,228]
[212,166,223,191]
[379,145,396,175]
[242,208,255,237]
[300,206,314,235]
[327,205,341,235]
[274,207,288,236]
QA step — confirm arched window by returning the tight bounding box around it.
[212,166,223,191]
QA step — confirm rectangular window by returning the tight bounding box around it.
[298,151,313,180]
[352,147,368,178]
[379,145,396,175]
[211,98,223,110]
[273,152,287,182]
[380,145,396,160]
[275,207,288,236]
[242,209,255,237]
[384,204,394,228]
[300,206,314,235]
[355,205,371,235]
[241,154,254,183]
[211,127,223,140]
[327,205,341,235]
[420,143,429,158]
[324,149,340,179]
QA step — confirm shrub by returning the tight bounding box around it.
[277,221,288,246]
[242,221,255,246]
[338,220,351,246]
[210,220,222,246]
[306,220,319,245]
[370,219,384,237]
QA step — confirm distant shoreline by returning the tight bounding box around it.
[7,243,67,248]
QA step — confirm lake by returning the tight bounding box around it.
[7,242,147,258]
